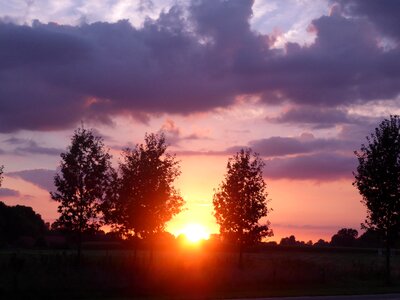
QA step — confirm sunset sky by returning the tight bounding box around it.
[1,0,399,242]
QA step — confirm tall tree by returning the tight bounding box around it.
[51,127,114,261]
[354,115,400,284]
[213,148,272,267]
[105,133,184,245]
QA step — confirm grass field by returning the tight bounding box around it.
[0,247,399,299]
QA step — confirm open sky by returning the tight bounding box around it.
[0,0,399,242]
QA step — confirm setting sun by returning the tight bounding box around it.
[180,223,210,243]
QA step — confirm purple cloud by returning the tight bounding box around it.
[264,153,356,181]
[336,0,400,41]
[223,134,358,180]
[0,187,20,198]
[226,134,352,158]
[267,106,379,129]
[175,137,358,181]
[252,136,346,157]
[0,0,399,132]
[273,223,342,231]
[4,137,63,156]
[158,119,212,146]
[7,169,56,192]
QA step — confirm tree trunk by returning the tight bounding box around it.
[77,229,82,265]
[133,233,138,262]
[149,237,154,265]
[238,229,243,269]
[134,242,137,262]
[238,241,243,269]
[385,238,391,285]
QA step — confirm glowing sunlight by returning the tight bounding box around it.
[180,223,210,243]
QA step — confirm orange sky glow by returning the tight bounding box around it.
[0,0,396,245]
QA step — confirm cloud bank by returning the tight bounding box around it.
[0,0,399,132]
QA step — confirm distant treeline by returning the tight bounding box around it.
[0,201,389,251]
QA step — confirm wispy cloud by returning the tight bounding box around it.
[7,169,56,192]
[3,137,63,156]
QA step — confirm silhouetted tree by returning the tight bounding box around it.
[51,127,115,261]
[279,235,308,247]
[0,165,3,187]
[354,115,400,284]
[213,148,272,267]
[314,239,329,247]
[330,228,358,247]
[280,235,297,246]
[357,229,383,248]
[104,133,184,256]
[0,201,47,245]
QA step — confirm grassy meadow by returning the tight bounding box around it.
[0,245,400,299]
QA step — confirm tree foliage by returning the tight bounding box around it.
[105,133,184,239]
[354,115,400,241]
[213,148,272,246]
[354,115,400,283]
[0,201,47,244]
[330,228,358,247]
[51,127,115,236]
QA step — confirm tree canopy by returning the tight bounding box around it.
[354,115,400,282]
[330,228,358,247]
[0,201,47,245]
[51,127,115,256]
[213,148,272,247]
[104,133,184,239]
[354,115,400,240]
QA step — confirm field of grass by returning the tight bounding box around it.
[0,246,399,299]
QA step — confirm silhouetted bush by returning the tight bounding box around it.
[0,201,47,246]
[330,228,358,247]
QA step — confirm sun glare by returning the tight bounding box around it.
[181,223,210,243]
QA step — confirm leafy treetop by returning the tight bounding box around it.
[354,115,400,241]
[51,127,115,234]
[105,133,184,239]
[213,148,272,246]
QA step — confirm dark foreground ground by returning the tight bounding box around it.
[0,246,399,299]
[234,295,400,300]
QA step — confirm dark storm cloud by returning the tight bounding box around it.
[0,188,20,198]
[1,0,399,132]
[335,0,400,41]
[7,169,56,192]
[264,153,355,181]
[266,14,400,107]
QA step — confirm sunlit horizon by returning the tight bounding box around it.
[175,223,211,243]
[0,0,397,245]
